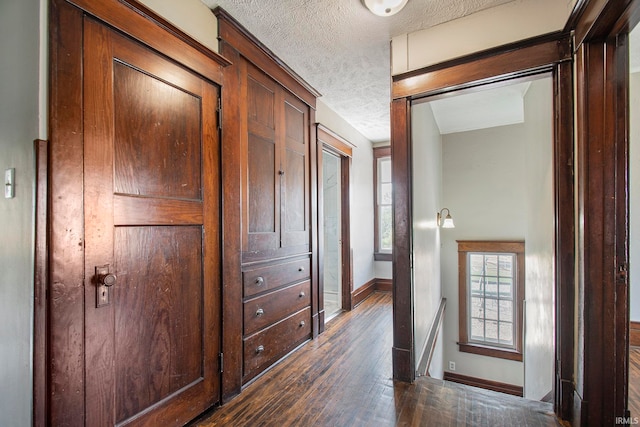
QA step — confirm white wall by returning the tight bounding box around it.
[138,0,219,52]
[316,99,376,289]
[0,0,46,425]
[631,72,640,322]
[522,78,555,399]
[391,0,575,75]
[411,102,444,378]
[441,120,526,387]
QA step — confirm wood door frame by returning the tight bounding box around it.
[389,31,575,423]
[37,1,229,425]
[317,124,353,333]
[570,0,640,424]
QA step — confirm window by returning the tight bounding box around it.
[374,147,392,260]
[457,241,524,361]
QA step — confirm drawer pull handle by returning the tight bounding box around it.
[255,276,264,285]
[299,291,305,298]
[256,308,264,317]
[298,267,305,272]
[299,321,306,328]
[256,345,265,354]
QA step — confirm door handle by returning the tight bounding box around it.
[98,272,117,287]
[95,265,116,308]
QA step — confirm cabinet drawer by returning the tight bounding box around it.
[244,281,310,336]
[243,258,310,297]
[243,307,311,380]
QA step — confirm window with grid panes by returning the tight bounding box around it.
[457,241,524,361]
[374,147,392,260]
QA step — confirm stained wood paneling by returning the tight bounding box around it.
[113,62,202,200]
[114,226,204,422]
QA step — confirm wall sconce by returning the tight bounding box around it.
[362,0,409,16]
[437,208,455,228]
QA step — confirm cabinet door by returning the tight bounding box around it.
[242,61,311,257]
[281,92,310,250]
[244,62,280,254]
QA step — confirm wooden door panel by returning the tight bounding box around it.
[114,226,203,423]
[83,18,220,427]
[281,95,310,248]
[113,62,202,201]
[248,134,276,234]
[284,149,305,231]
[247,74,276,134]
[245,64,280,253]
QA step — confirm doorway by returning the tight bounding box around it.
[323,149,343,320]
[389,34,574,420]
[317,124,353,329]
[410,75,556,397]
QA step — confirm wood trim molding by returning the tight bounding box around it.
[376,279,392,292]
[215,7,320,107]
[456,241,525,362]
[351,278,392,308]
[392,32,572,100]
[417,298,446,377]
[391,97,414,383]
[554,59,576,423]
[317,123,352,321]
[317,124,353,157]
[352,279,376,308]
[48,2,87,422]
[631,321,640,347]
[570,0,635,48]
[64,0,228,83]
[33,139,48,427]
[444,372,523,397]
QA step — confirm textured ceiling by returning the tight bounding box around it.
[202,0,514,142]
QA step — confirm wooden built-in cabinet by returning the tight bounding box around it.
[242,61,311,260]
[216,7,321,389]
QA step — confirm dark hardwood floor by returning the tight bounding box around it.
[630,346,640,419]
[195,292,563,427]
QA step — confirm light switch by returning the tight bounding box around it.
[4,168,15,199]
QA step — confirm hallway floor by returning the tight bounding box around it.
[194,292,563,427]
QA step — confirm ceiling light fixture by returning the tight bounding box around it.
[363,0,409,17]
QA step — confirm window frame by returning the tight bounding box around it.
[457,240,525,362]
[373,146,392,261]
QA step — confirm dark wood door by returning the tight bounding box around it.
[83,18,221,426]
